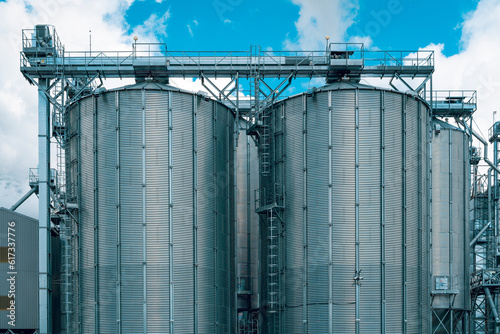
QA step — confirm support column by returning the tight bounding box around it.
[38,78,51,334]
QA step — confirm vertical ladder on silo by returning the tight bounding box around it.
[61,215,73,333]
[268,208,278,314]
[52,78,66,205]
[249,45,260,119]
[260,112,271,176]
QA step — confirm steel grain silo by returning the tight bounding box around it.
[258,81,431,333]
[66,81,235,334]
[431,119,470,331]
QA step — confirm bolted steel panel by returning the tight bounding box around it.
[262,82,430,333]
[69,82,235,333]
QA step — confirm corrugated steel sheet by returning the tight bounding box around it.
[262,83,431,333]
[0,208,38,330]
[69,83,235,333]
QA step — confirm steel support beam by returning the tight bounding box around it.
[38,78,51,334]
[470,222,492,247]
[200,74,238,109]
[258,74,294,110]
[10,186,38,211]
[484,288,500,324]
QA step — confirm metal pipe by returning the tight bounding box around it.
[141,89,147,334]
[401,94,408,332]
[457,118,500,174]
[65,203,78,209]
[93,93,100,334]
[302,94,308,333]
[328,91,333,334]
[115,90,122,334]
[470,222,492,247]
[10,186,38,211]
[448,129,454,312]
[495,140,499,260]
[193,95,199,334]
[236,72,240,139]
[380,91,387,334]
[354,89,360,333]
[168,91,174,334]
[489,169,493,263]
[485,287,500,324]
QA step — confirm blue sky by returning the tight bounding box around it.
[0,0,497,217]
[121,0,478,54]
[119,0,483,97]
[351,0,478,55]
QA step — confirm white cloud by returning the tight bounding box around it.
[187,19,198,37]
[224,19,232,24]
[285,0,499,149]
[0,0,172,218]
[284,0,359,50]
[417,0,500,145]
[347,35,373,49]
[133,11,170,40]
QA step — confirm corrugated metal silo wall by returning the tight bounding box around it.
[0,208,38,331]
[431,124,470,311]
[262,87,430,333]
[69,85,235,334]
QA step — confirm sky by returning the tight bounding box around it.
[0,0,498,218]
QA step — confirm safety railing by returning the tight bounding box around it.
[22,26,64,57]
[426,90,477,106]
[21,38,434,74]
[471,269,500,289]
